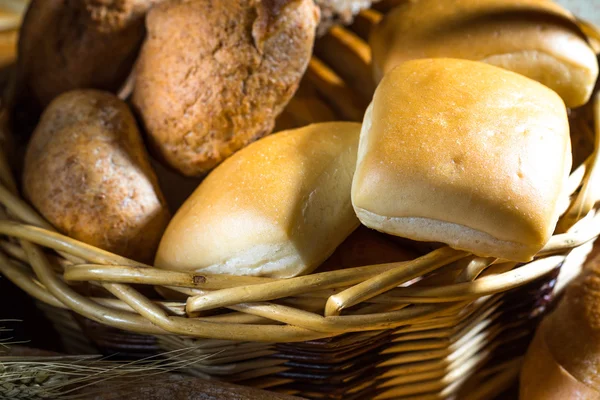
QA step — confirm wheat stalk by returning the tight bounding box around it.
[0,319,29,350]
[0,347,218,399]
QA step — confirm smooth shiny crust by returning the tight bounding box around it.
[370,0,598,107]
[352,58,571,261]
[156,122,361,278]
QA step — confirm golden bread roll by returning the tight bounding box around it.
[133,0,319,177]
[16,0,164,109]
[352,58,571,262]
[155,122,361,278]
[521,254,600,399]
[370,0,599,108]
[23,90,170,263]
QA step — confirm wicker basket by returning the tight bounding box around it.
[1,2,600,399]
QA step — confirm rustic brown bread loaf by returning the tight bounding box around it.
[23,90,170,263]
[133,0,319,177]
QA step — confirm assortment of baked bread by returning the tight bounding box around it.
[9,0,600,397]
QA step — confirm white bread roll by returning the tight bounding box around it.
[370,0,599,108]
[352,58,571,262]
[520,253,600,399]
[155,122,361,278]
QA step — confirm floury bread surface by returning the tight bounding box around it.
[155,122,361,278]
[352,59,571,262]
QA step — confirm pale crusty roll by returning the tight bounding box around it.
[23,90,170,263]
[370,0,599,108]
[352,59,571,262]
[155,122,361,278]
[520,254,600,399]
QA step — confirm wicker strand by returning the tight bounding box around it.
[478,261,519,278]
[21,239,345,342]
[0,252,65,308]
[0,220,142,266]
[185,259,416,313]
[351,9,382,40]
[21,240,168,335]
[305,57,367,121]
[314,25,375,99]
[558,94,600,231]
[560,154,590,214]
[541,209,600,255]
[226,302,464,333]
[106,280,468,337]
[0,184,51,229]
[363,255,564,303]
[455,257,496,283]
[0,240,72,268]
[0,256,189,317]
[324,247,468,316]
[103,282,333,340]
[63,264,272,290]
[196,313,273,325]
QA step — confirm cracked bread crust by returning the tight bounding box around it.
[132,0,319,177]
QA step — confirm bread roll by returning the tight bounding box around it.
[155,122,361,278]
[352,58,571,262]
[520,254,600,399]
[16,0,164,109]
[370,0,599,108]
[23,90,170,263]
[132,0,319,177]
